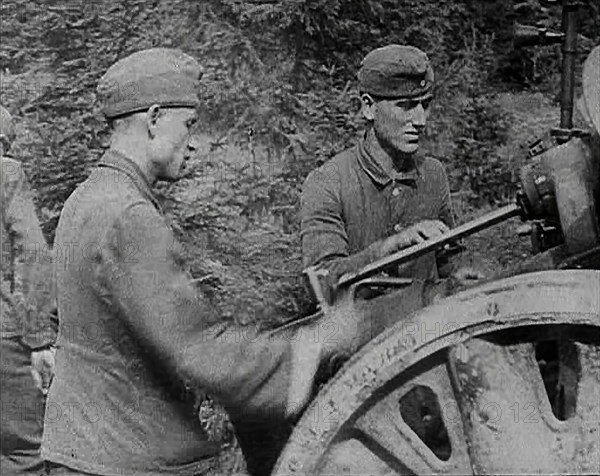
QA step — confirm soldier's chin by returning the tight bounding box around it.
[398,142,419,155]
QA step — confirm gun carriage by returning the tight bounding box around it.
[272,1,600,474]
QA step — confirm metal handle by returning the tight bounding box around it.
[337,204,522,288]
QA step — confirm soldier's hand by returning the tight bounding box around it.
[31,346,56,396]
[380,220,450,257]
[310,300,378,369]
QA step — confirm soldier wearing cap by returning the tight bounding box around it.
[1,105,57,475]
[42,48,374,476]
[301,45,475,311]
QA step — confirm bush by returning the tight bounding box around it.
[452,96,515,207]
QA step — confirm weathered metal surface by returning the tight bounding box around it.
[582,45,599,137]
[349,358,472,475]
[542,138,600,254]
[272,271,600,476]
[449,339,600,475]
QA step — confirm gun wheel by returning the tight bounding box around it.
[273,270,600,475]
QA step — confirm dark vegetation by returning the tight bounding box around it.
[1,0,598,470]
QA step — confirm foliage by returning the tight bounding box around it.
[2,0,598,326]
[452,96,515,206]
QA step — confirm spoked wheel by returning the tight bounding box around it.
[273,270,600,475]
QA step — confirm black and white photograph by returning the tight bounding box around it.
[1,1,599,475]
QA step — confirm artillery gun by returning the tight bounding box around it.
[271,1,600,474]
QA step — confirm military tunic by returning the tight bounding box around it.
[301,129,454,285]
[42,151,297,476]
[1,156,56,476]
[1,156,56,346]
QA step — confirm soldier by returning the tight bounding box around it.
[301,44,478,313]
[1,105,57,475]
[41,48,373,476]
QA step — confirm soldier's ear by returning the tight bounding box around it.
[146,104,161,138]
[361,93,375,122]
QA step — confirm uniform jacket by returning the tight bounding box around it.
[1,156,56,348]
[301,129,454,291]
[42,150,298,476]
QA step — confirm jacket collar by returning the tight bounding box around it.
[357,129,421,187]
[97,149,161,211]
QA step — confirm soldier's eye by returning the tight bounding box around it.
[396,98,432,110]
[394,99,413,109]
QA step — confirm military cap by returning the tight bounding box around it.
[357,45,434,99]
[97,48,203,119]
[0,105,16,147]
[581,45,599,136]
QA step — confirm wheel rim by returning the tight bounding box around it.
[273,270,600,475]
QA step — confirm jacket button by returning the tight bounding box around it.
[392,188,400,197]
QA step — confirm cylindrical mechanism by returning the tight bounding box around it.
[551,138,600,253]
[519,160,559,221]
[519,138,600,255]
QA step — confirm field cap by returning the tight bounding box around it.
[358,44,434,99]
[97,48,202,118]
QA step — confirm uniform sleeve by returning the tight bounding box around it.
[300,169,383,283]
[93,201,309,421]
[4,161,57,349]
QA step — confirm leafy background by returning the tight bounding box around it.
[1,0,598,472]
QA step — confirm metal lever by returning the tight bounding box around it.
[513,23,564,47]
[337,204,522,289]
[303,266,333,310]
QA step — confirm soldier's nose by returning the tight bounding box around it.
[412,103,427,128]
